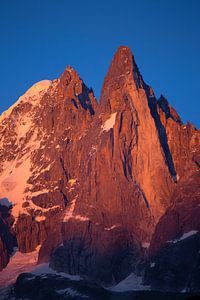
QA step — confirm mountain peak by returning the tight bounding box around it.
[114,45,132,59]
[108,46,143,82]
[114,45,132,58]
[99,46,145,112]
[104,45,135,81]
[60,65,82,85]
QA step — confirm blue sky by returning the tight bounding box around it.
[0,0,200,127]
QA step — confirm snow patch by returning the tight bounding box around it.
[108,273,150,292]
[57,288,88,298]
[142,242,150,249]
[63,197,77,221]
[63,196,89,222]
[29,189,50,197]
[31,263,81,281]
[33,162,53,174]
[0,246,40,288]
[16,116,33,141]
[168,230,198,244]
[68,178,77,186]
[172,174,180,182]
[105,224,121,231]
[72,215,90,222]
[178,230,198,240]
[102,113,117,132]
[35,215,46,222]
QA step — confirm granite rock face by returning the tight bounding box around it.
[0,46,199,289]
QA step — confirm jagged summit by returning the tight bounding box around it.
[104,46,141,80]
[109,46,144,81]
[57,65,97,115]
[100,46,145,112]
[107,46,134,76]
[60,65,81,83]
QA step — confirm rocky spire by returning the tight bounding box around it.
[58,66,97,115]
[99,46,145,112]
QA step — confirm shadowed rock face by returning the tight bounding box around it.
[0,205,16,270]
[149,172,200,256]
[144,232,200,292]
[0,46,199,288]
[144,172,200,292]
[12,272,197,300]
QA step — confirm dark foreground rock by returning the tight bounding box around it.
[144,232,200,293]
[5,273,199,300]
[145,173,200,292]
[0,204,16,271]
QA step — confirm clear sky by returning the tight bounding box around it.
[1,0,200,127]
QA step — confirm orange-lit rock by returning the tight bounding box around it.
[0,46,199,285]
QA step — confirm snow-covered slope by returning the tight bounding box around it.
[0,247,40,287]
[0,80,54,217]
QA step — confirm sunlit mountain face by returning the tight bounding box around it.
[0,46,199,299]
